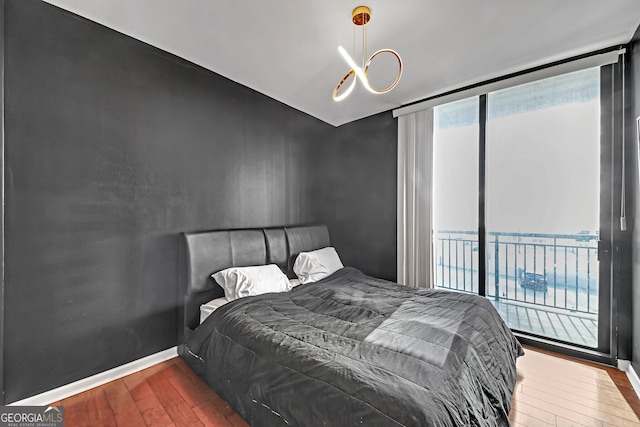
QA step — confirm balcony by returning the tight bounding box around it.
[434,230,599,348]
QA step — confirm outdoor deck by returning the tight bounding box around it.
[490,298,597,348]
[435,229,600,348]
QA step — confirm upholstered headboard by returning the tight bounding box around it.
[177,224,330,348]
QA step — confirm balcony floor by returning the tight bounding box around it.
[490,298,598,348]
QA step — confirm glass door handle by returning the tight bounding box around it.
[597,240,610,261]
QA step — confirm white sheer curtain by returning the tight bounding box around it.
[397,109,434,289]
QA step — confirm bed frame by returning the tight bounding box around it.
[177,224,330,356]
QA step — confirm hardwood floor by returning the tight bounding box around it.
[50,357,249,427]
[511,346,640,427]
[51,345,640,426]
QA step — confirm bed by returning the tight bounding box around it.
[178,225,523,426]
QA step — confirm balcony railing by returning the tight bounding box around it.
[434,230,599,315]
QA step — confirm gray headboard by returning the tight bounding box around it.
[177,224,330,347]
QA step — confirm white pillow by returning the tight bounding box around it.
[212,264,290,301]
[293,247,343,284]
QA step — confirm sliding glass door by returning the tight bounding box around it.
[433,67,610,351]
[485,68,601,348]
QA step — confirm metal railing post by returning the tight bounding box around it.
[553,237,557,307]
[432,230,598,315]
[494,235,500,301]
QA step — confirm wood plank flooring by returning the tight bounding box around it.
[511,346,640,427]
[50,345,640,426]
[50,357,249,427]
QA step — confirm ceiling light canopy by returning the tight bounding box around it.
[333,5,403,102]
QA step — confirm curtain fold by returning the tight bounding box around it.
[397,109,433,288]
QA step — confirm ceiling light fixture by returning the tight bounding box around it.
[333,6,403,102]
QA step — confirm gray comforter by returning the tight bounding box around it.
[184,267,523,426]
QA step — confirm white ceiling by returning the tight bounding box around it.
[42,0,640,127]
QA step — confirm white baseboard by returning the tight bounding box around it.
[626,361,640,400]
[618,359,631,371]
[9,346,178,406]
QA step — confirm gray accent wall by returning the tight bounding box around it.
[630,30,640,377]
[331,113,397,281]
[0,0,5,406]
[2,0,397,402]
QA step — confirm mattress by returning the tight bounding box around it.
[185,267,523,426]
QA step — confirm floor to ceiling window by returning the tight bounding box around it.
[432,65,612,353]
[486,68,601,348]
